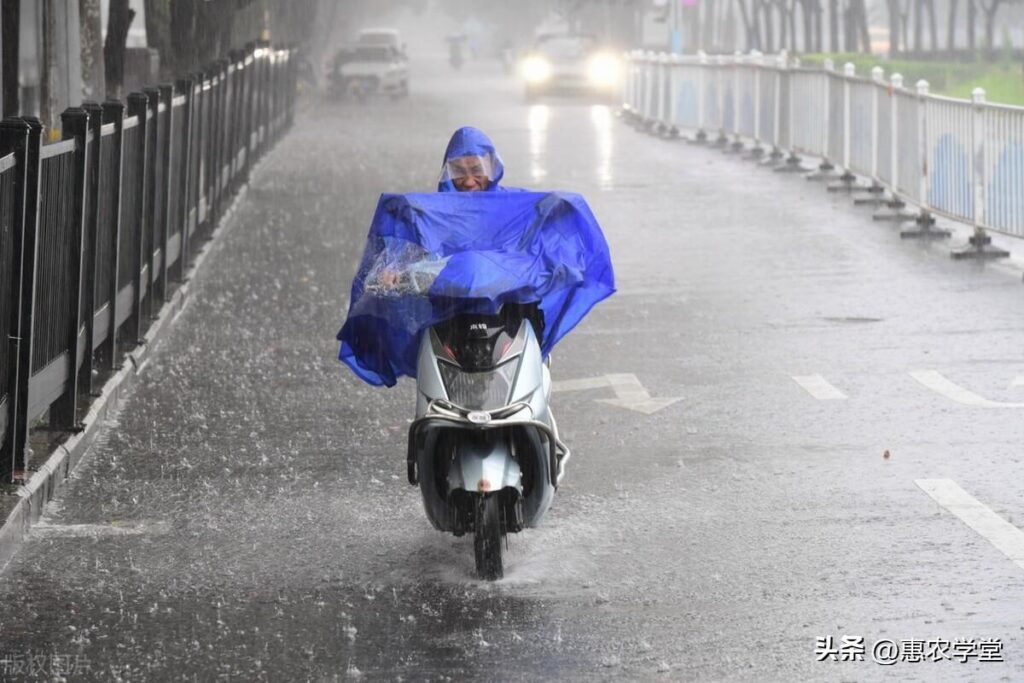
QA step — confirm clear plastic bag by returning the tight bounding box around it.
[363,240,450,296]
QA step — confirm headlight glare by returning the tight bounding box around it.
[587,53,621,87]
[521,56,553,84]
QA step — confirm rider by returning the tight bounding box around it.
[436,126,516,193]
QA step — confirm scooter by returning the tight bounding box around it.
[406,304,569,580]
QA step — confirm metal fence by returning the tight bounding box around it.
[0,43,298,482]
[623,51,1024,240]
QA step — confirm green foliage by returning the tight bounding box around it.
[801,53,1024,106]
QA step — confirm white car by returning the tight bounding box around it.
[519,34,622,101]
[328,44,409,100]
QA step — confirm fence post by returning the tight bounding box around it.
[950,87,1007,258]
[665,52,680,137]
[101,100,125,372]
[143,87,164,307]
[157,83,174,297]
[875,73,907,217]
[729,52,744,152]
[0,117,35,481]
[749,51,764,158]
[833,62,857,188]
[767,52,785,163]
[714,55,727,147]
[79,102,102,394]
[126,93,149,344]
[901,80,951,239]
[50,108,91,430]
[695,51,708,142]
[971,87,987,233]
[174,77,193,281]
[809,59,836,179]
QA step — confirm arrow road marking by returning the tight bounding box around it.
[553,373,682,415]
[917,479,1024,572]
[910,370,1024,408]
[792,374,847,400]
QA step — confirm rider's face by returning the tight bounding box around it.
[449,156,490,192]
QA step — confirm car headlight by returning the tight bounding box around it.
[520,55,552,84]
[587,53,621,87]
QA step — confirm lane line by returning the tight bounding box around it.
[916,479,1024,571]
[30,520,170,539]
[792,374,847,400]
[910,370,1024,408]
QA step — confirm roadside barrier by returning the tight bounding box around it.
[0,43,298,483]
[622,51,1024,248]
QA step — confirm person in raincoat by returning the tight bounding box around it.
[377,126,517,289]
[337,126,615,400]
[436,126,515,193]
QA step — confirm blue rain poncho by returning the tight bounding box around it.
[336,191,616,386]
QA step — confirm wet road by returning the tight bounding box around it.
[2,57,1024,681]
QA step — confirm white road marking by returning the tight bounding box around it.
[910,370,1024,408]
[1012,376,1024,388]
[30,520,170,539]
[598,373,682,415]
[916,479,1024,572]
[553,374,681,414]
[791,374,847,400]
[553,376,611,393]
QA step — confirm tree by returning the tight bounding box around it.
[887,0,901,54]
[104,0,135,99]
[80,0,105,100]
[2,0,18,116]
[979,0,1004,52]
[947,0,959,50]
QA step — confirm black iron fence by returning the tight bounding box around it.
[0,44,298,483]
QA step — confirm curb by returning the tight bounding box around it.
[0,176,254,574]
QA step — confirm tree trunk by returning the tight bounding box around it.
[946,0,959,50]
[737,0,757,50]
[855,0,871,51]
[924,0,938,51]
[787,0,798,50]
[966,0,976,50]
[829,0,840,51]
[79,0,104,100]
[762,0,775,52]
[980,0,1003,53]
[913,0,923,52]
[813,0,824,51]
[887,0,901,55]
[2,0,19,116]
[899,0,911,51]
[843,0,857,51]
[800,0,814,51]
[104,0,135,99]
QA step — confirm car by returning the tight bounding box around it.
[357,28,403,51]
[326,42,409,100]
[518,33,623,101]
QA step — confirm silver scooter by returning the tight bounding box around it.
[406,305,569,579]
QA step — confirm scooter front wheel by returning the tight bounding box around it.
[474,494,503,580]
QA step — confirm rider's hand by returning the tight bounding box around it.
[378,269,400,287]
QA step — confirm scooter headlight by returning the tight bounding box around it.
[439,360,518,410]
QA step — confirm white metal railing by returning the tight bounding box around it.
[623,51,1024,239]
